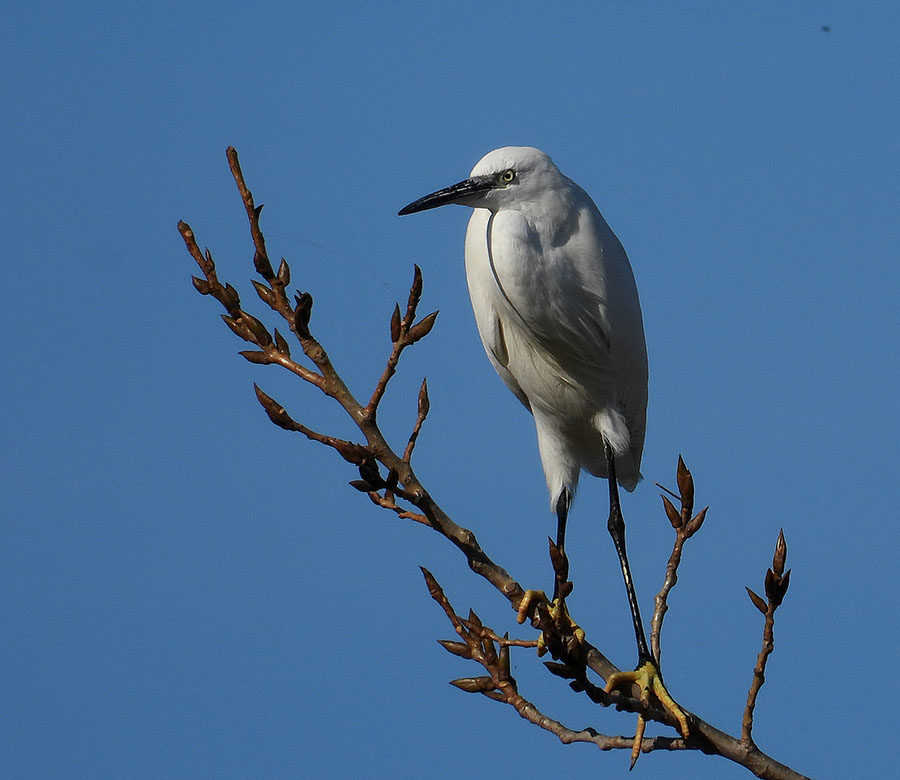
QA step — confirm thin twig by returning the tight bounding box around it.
[402,378,430,462]
[651,456,708,664]
[742,530,791,746]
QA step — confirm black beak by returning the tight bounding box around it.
[398,176,495,216]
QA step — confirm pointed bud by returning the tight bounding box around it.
[348,480,375,492]
[437,640,472,659]
[239,350,271,364]
[775,570,791,605]
[420,566,443,602]
[684,506,709,537]
[661,495,682,528]
[499,634,510,675]
[273,328,291,357]
[240,312,272,346]
[253,250,275,280]
[676,455,694,514]
[191,276,211,295]
[466,609,482,629]
[407,264,423,311]
[481,637,498,665]
[544,661,576,679]
[408,311,439,343]
[773,529,787,576]
[277,258,290,285]
[390,303,402,342]
[252,279,274,305]
[417,378,430,417]
[764,568,778,603]
[254,384,299,431]
[221,314,251,342]
[222,283,240,311]
[746,587,768,615]
[449,677,494,694]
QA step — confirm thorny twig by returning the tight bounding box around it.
[179,147,810,780]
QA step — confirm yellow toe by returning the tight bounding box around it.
[605,660,690,739]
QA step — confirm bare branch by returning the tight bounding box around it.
[364,266,438,421]
[423,569,691,757]
[651,455,709,664]
[180,148,812,780]
[743,530,792,746]
[402,378,430,462]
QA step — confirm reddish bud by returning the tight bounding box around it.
[408,310,439,343]
[684,506,709,537]
[661,495,682,528]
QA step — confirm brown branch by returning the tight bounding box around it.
[365,489,431,527]
[422,568,691,757]
[743,530,791,746]
[651,455,708,664]
[180,147,812,780]
[364,268,438,424]
[402,378,429,462]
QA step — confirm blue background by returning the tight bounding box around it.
[3,2,898,778]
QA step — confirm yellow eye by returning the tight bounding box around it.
[500,169,516,184]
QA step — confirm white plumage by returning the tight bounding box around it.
[401,146,647,512]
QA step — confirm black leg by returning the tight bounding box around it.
[604,438,653,665]
[552,488,571,601]
[555,488,571,553]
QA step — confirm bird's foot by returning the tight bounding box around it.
[516,589,585,657]
[604,659,690,769]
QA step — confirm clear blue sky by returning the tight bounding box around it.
[3,2,898,778]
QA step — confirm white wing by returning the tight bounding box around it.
[464,193,647,491]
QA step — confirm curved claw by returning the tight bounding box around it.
[516,589,548,625]
[516,589,585,657]
[605,660,690,768]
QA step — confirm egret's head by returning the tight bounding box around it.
[398,146,563,216]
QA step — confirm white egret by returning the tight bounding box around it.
[398,147,687,743]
